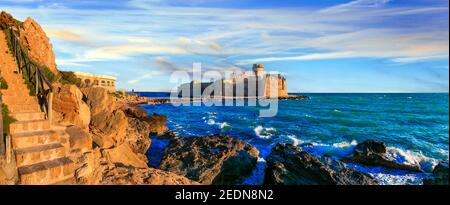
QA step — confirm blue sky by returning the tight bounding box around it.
[1,0,448,92]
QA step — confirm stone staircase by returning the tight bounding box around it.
[1,31,75,185]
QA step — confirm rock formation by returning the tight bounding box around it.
[423,160,449,185]
[18,17,58,75]
[342,140,423,172]
[264,143,378,185]
[158,135,259,185]
[1,12,195,185]
[53,84,91,131]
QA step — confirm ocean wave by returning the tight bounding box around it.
[207,119,216,125]
[302,140,439,173]
[254,126,277,139]
[370,172,423,185]
[218,122,231,129]
[332,140,357,148]
[386,147,438,172]
[287,135,304,146]
[205,118,231,129]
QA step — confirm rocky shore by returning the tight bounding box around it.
[1,12,447,186]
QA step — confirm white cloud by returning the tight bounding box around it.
[2,0,448,69]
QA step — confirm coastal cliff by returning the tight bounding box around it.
[0,12,195,185]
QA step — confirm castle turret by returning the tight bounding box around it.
[252,64,264,78]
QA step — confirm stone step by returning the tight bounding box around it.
[1,89,33,97]
[11,111,46,121]
[14,143,66,167]
[3,96,38,105]
[10,120,50,134]
[11,129,68,149]
[8,103,41,113]
[18,157,75,185]
[50,177,76,185]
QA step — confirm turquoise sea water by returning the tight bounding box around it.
[141,93,449,185]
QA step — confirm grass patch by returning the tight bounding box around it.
[59,71,81,87]
[1,104,16,136]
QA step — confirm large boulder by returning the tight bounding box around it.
[65,125,92,153]
[122,105,168,136]
[423,160,449,185]
[53,84,91,130]
[82,87,128,149]
[19,17,58,75]
[147,114,168,136]
[342,140,423,172]
[264,143,378,185]
[103,143,148,168]
[73,147,196,185]
[158,135,259,185]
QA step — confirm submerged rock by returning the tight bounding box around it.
[264,143,378,185]
[342,140,423,172]
[158,135,259,185]
[423,160,449,185]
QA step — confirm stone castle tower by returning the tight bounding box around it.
[252,64,264,78]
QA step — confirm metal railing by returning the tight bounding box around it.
[6,26,53,122]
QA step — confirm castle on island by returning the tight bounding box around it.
[177,64,288,98]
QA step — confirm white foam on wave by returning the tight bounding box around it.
[254,126,277,139]
[218,122,231,129]
[332,140,357,148]
[207,119,216,125]
[386,147,439,172]
[287,135,304,146]
[370,173,423,185]
[205,118,231,129]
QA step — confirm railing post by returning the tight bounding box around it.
[6,135,11,164]
[48,92,53,123]
[0,94,4,157]
[35,66,39,96]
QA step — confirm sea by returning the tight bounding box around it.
[138,93,449,185]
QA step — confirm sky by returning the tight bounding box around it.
[1,0,448,92]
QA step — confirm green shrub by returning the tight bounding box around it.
[109,91,124,99]
[0,77,7,89]
[1,104,16,136]
[59,71,81,87]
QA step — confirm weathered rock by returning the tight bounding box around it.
[19,17,58,75]
[82,87,128,149]
[423,160,449,185]
[93,164,198,185]
[82,87,116,115]
[53,84,91,130]
[0,157,19,185]
[123,105,148,121]
[125,117,151,155]
[65,125,92,153]
[147,114,168,136]
[342,140,423,172]
[103,143,148,168]
[158,135,259,185]
[158,131,177,141]
[264,143,378,185]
